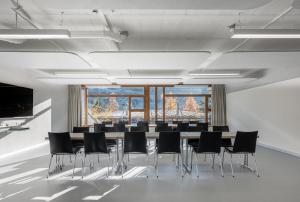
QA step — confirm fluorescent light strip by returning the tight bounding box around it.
[0,29,70,39]
[188,73,240,76]
[232,29,300,39]
[54,72,107,76]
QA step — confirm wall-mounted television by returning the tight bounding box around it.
[0,83,33,118]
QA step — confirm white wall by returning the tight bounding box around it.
[0,67,68,156]
[227,77,300,156]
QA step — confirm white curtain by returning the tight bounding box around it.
[211,84,227,126]
[68,85,82,131]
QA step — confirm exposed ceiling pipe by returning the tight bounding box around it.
[181,5,294,84]
[9,8,113,82]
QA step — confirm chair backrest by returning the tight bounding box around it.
[233,131,258,153]
[94,123,105,132]
[103,121,112,125]
[187,126,203,132]
[130,126,147,132]
[197,122,209,131]
[213,125,229,132]
[73,127,89,133]
[177,122,189,132]
[155,121,165,127]
[189,121,199,124]
[157,132,181,154]
[119,120,129,125]
[156,124,173,132]
[196,131,222,153]
[48,132,73,154]
[172,120,182,124]
[84,132,108,154]
[123,132,147,153]
[113,122,126,132]
[137,121,149,132]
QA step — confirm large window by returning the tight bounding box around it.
[82,85,211,125]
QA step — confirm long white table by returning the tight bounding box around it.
[70,131,235,140]
[96,123,207,128]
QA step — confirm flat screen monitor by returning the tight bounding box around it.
[0,83,33,118]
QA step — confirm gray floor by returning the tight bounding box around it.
[0,144,300,202]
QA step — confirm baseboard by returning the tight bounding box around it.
[258,142,300,158]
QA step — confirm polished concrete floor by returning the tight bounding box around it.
[0,143,300,202]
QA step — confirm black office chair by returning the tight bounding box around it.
[191,131,223,177]
[189,121,199,124]
[155,120,165,125]
[172,120,182,124]
[213,125,232,148]
[94,123,117,149]
[113,122,127,132]
[103,121,112,125]
[156,123,172,132]
[137,121,149,132]
[130,126,147,132]
[223,131,259,177]
[48,132,79,178]
[176,122,189,132]
[187,126,203,132]
[72,126,89,149]
[119,120,129,125]
[82,132,112,178]
[197,122,209,131]
[122,132,149,178]
[155,131,183,178]
[186,126,203,148]
[94,123,105,133]
[73,126,90,133]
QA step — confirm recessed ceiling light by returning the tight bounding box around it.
[54,71,107,78]
[188,73,240,76]
[0,29,70,39]
[231,29,300,39]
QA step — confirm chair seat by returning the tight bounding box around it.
[225,147,234,153]
[188,139,199,147]
[221,138,232,147]
[106,139,117,146]
[73,146,82,154]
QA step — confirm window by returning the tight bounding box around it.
[82,85,211,125]
[131,97,144,110]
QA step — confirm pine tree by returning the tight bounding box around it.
[107,96,119,112]
[183,97,199,113]
[166,96,177,111]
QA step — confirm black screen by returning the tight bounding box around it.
[0,83,33,118]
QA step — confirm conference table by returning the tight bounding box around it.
[103,123,200,128]
[70,131,236,174]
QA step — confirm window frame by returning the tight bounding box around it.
[82,84,211,125]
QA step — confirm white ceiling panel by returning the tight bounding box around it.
[210,52,300,69]
[90,51,210,70]
[0,52,91,69]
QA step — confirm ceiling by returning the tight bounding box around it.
[0,0,300,91]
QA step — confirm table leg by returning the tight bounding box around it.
[180,138,191,175]
[114,138,127,174]
[185,139,189,166]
